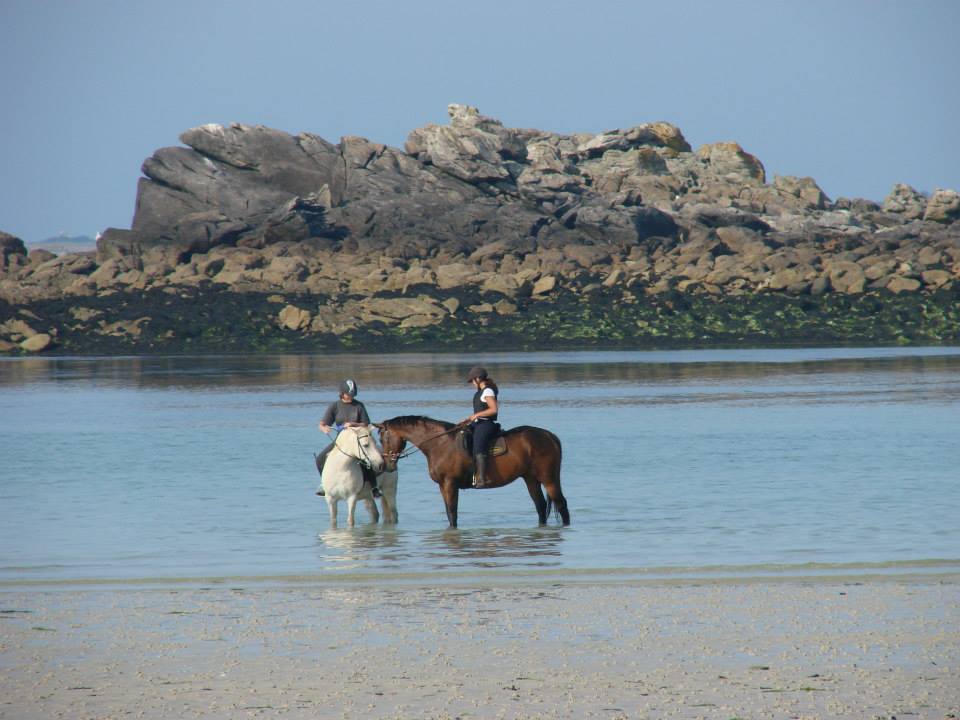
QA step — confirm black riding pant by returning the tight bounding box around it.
[471,419,499,457]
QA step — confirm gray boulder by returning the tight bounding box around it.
[53,103,956,311]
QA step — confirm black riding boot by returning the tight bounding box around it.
[473,454,489,488]
[363,466,382,498]
[314,450,328,496]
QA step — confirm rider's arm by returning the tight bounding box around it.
[318,402,337,433]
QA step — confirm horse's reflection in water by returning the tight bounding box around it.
[316,524,408,567]
[423,527,565,568]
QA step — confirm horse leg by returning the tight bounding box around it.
[524,477,548,525]
[326,497,338,528]
[363,496,380,524]
[540,467,570,525]
[440,479,459,529]
[347,495,358,528]
[543,482,570,526]
[379,493,396,525]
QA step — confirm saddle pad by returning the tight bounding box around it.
[489,436,507,457]
[458,431,508,457]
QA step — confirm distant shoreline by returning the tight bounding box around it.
[4,284,960,356]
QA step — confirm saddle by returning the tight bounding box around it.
[458,428,508,457]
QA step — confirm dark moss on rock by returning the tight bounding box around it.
[3,285,958,356]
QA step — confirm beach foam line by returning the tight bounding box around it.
[2,558,958,591]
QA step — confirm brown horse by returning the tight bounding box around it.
[377,415,570,529]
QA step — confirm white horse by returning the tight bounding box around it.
[321,425,397,527]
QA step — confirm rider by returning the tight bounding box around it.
[462,366,500,488]
[315,379,380,498]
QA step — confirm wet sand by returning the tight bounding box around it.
[1,576,958,719]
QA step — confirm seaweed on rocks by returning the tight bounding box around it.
[3,285,959,355]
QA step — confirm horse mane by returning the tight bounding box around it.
[383,415,456,431]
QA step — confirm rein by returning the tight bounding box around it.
[334,430,376,469]
[384,423,466,462]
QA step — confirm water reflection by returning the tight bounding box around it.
[313,526,567,573]
[316,525,411,570]
[2,348,960,391]
[421,527,565,570]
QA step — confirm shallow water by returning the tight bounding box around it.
[1,348,959,585]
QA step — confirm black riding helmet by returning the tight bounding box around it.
[339,379,358,397]
[467,366,488,382]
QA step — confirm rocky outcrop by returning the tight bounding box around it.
[2,105,959,353]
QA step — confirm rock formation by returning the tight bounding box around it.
[2,105,959,353]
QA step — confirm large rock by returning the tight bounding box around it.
[923,189,960,224]
[7,104,960,315]
[404,104,529,184]
[694,142,766,185]
[773,176,829,210]
[883,184,927,219]
[1,231,27,270]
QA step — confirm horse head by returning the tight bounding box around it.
[335,425,384,473]
[375,421,406,472]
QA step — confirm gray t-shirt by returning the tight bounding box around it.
[322,400,370,427]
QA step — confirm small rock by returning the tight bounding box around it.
[20,333,52,352]
[921,269,951,288]
[441,298,460,314]
[0,318,37,339]
[398,314,439,328]
[278,304,311,331]
[886,276,921,294]
[531,275,557,295]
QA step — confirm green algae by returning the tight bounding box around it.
[2,284,959,355]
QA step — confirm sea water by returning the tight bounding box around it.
[1,348,958,586]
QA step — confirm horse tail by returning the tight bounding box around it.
[544,430,563,523]
[546,430,562,462]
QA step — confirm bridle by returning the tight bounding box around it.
[335,429,378,470]
[378,422,467,463]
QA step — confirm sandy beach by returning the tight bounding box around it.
[1,575,957,719]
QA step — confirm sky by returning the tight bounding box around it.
[1,0,958,243]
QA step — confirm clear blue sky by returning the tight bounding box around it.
[1,0,957,243]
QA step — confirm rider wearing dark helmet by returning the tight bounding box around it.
[462,366,500,488]
[315,379,380,497]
